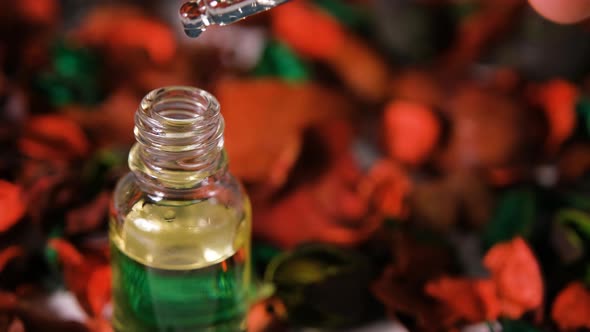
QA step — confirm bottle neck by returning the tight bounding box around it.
[129,86,227,196]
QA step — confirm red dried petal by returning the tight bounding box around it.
[254,156,377,248]
[0,181,26,232]
[217,78,351,184]
[484,237,543,318]
[535,80,578,153]
[558,143,590,183]
[75,7,176,64]
[425,277,500,323]
[19,115,89,161]
[87,265,111,317]
[313,156,368,219]
[0,292,18,310]
[63,88,137,149]
[327,35,391,102]
[486,166,525,187]
[0,246,24,272]
[16,0,58,24]
[271,0,346,60]
[439,0,524,74]
[66,192,111,235]
[390,70,444,107]
[61,253,110,317]
[7,317,25,332]
[439,86,545,171]
[48,238,84,267]
[382,101,441,166]
[86,318,113,332]
[246,297,288,332]
[362,159,412,219]
[114,18,176,64]
[552,282,590,331]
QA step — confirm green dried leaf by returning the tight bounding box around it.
[252,40,312,83]
[264,244,374,329]
[551,222,584,264]
[253,243,283,274]
[576,96,590,137]
[482,189,536,249]
[312,0,370,31]
[34,40,104,107]
[562,192,590,211]
[500,319,540,332]
[555,209,590,238]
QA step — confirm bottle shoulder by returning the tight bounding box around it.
[112,171,250,218]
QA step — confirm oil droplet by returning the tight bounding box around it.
[180,1,206,20]
[180,1,207,38]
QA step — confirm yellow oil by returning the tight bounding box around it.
[110,199,251,332]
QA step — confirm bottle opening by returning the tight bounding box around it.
[143,87,217,124]
[130,86,226,190]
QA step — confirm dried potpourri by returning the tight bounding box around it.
[1,0,590,331]
[551,281,590,330]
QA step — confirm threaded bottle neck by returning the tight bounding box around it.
[129,86,226,193]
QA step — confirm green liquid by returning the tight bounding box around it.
[110,200,251,332]
[111,245,247,332]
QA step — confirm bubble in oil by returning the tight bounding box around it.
[163,210,176,221]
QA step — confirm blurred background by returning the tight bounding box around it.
[1,0,590,331]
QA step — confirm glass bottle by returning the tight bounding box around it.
[110,86,252,332]
[180,0,291,37]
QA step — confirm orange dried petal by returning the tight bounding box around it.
[0,181,26,232]
[87,318,113,332]
[254,158,378,248]
[425,277,500,323]
[19,115,89,161]
[113,17,176,64]
[536,80,578,153]
[313,156,368,219]
[390,70,444,107]
[7,317,24,332]
[328,35,391,102]
[439,0,524,74]
[552,282,590,331]
[216,78,350,183]
[483,237,543,318]
[0,291,18,310]
[362,159,412,219]
[271,0,346,60]
[66,192,111,235]
[75,6,176,64]
[247,297,288,332]
[558,143,590,183]
[48,238,84,267]
[0,246,24,272]
[383,101,441,166]
[16,0,58,24]
[87,265,111,317]
[486,166,524,187]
